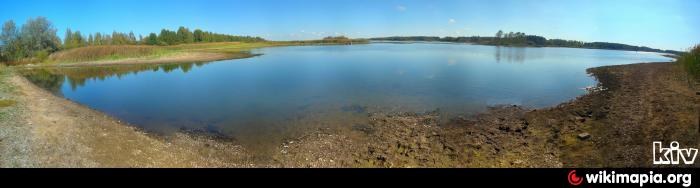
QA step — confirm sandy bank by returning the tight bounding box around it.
[0,71,253,167]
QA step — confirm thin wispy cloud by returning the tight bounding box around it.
[448,18,456,24]
[396,5,406,11]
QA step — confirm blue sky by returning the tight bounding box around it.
[1,0,698,51]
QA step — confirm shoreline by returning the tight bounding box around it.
[17,41,674,69]
[46,52,259,68]
[16,41,370,68]
[1,61,697,167]
[0,71,254,167]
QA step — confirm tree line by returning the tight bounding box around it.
[63,29,141,49]
[0,17,266,62]
[0,17,61,62]
[142,27,265,46]
[64,26,266,48]
[371,30,683,55]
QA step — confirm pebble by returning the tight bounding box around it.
[577,133,591,140]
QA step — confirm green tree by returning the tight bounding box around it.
[176,26,194,44]
[64,28,73,48]
[103,34,112,45]
[158,29,177,45]
[1,20,21,60]
[73,30,85,47]
[193,29,204,42]
[112,31,124,45]
[146,33,159,45]
[128,31,136,44]
[94,32,102,45]
[88,34,94,45]
[20,17,61,58]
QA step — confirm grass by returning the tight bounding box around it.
[47,45,165,63]
[678,44,700,79]
[0,99,16,108]
[42,39,369,64]
[0,64,16,93]
[0,64,18,122]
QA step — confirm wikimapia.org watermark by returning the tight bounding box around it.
[567,141,697,187]
[576,170,692,187]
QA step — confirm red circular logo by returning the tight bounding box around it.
[568,170,583,186]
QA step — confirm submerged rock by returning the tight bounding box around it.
[340,105,367,113]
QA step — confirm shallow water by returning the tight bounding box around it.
[20,43,672,149]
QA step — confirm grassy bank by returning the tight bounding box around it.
[0,65,16,111]
[37,39,368,65]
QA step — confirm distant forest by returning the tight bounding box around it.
[0,17,685,63]
[371,30,683,55]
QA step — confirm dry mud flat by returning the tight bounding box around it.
[1,62,698,167]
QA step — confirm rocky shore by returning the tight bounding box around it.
[1,62,697,167]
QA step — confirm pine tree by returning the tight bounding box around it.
[64,28,73,48]
[94,32,102,45]
[128,31,136,44]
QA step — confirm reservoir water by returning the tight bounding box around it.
[21,43,673,148]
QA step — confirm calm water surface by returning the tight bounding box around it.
[21,43,673,149]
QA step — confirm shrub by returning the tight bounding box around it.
[678,44,700,79]
[48,45,159,63]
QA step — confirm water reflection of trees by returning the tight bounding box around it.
[494,46,527,63]
[21,68,65,95]
[20,62,208,93]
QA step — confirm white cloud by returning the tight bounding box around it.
[396,5,406,11]
[448,18,456,24]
